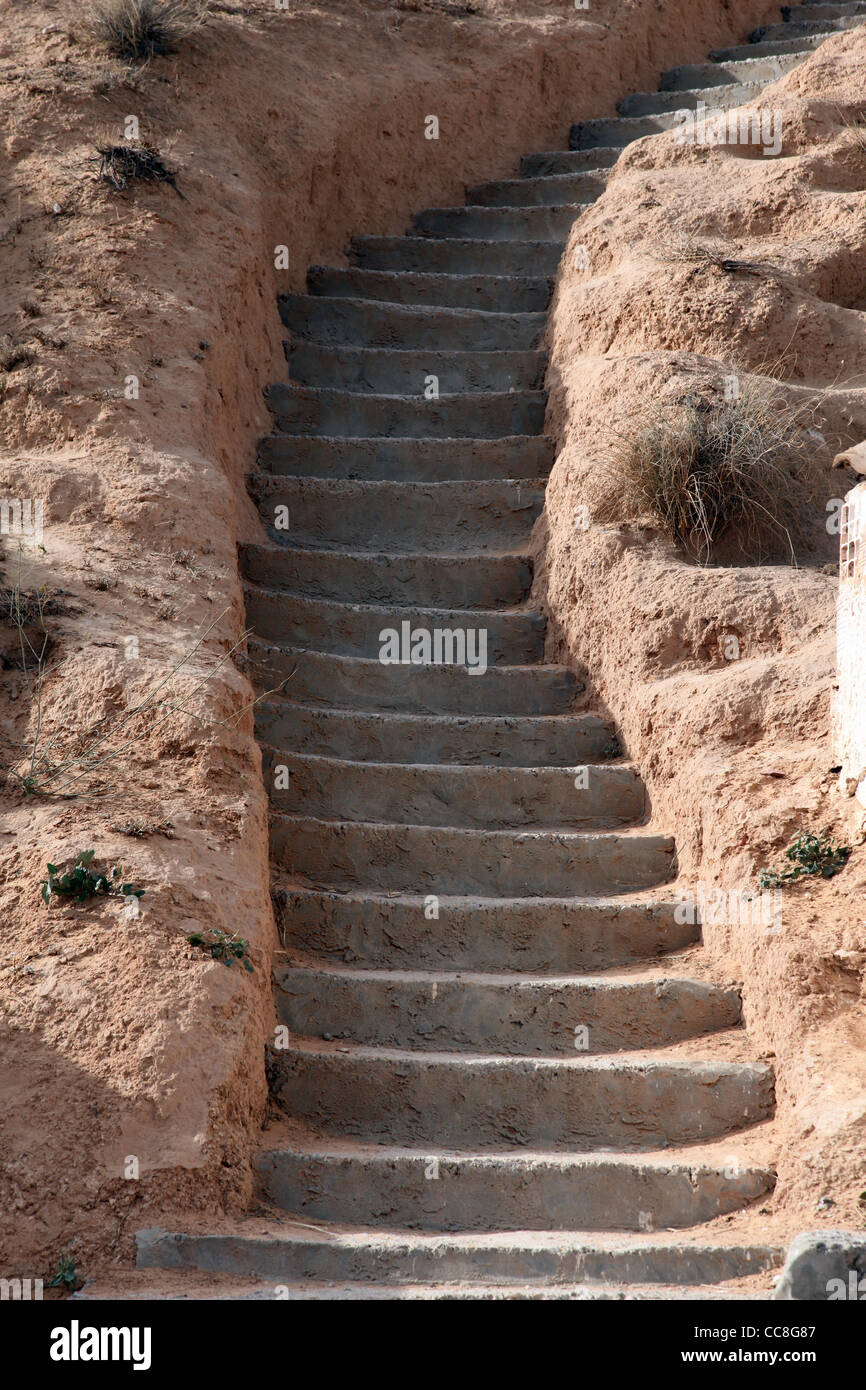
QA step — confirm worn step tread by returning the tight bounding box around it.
[286,343,547,394]
[270,1035,774,1149]
[709,33,836,59]
[466,170,609,207]
[256,1132,773,1232]
[247,639,582,715]
[255,701,612,765]
[350,235,565,276]
[137,1225,784,1286]
[265,381,548,440]
[72,1271,776,1300]
[414,205,582,241]
[307,264,551,311]
[617,80,768,118]
[750,16,861,39]
[255,435,554,481]
[520,147,622,177]
[241,541,533,609]
[272,880,699,973]
[250,474,547,554]
[273,961,740,1053]
[246,582,546,666]
[269,814,676,896]
[659,51,812,90]
[263,751,645,830]
[280,293,546,350]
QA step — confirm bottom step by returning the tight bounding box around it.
[137,1227,784,1288]
[73,1274,776,1301]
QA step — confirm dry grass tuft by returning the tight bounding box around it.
[0,335,35,372]
[653,231,769,276]
[90,0,208,63]
[602,381,817,563]
[90,142,182,196]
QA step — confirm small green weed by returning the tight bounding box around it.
[187,928,254,972]
[41,850,146,905]
[47,1251,81,1292]
[758,831,852,890]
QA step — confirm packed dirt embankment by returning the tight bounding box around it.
[536,24,866,1235]
[0,0,786,1280]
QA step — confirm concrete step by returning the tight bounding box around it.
[520,146,621,177]
[240,542,534,609]
[350,235,564,276]
[413,204,582,241]
[783,1,866,16]
[269,1038,774,1149]
[749,16,862,40]
[247,640,582,715]
[709,33,834,60]
[466,170,608,207]
[137,1226,784,1287]
[269,816,675,896]
[263,752,645,830]
[246,587,546,665]
[659,51,810,90]
[257,1139,771,1231]
[72,1267,776,1299]
[570,110,694,150]
[249,475,546,552]
[280,294,545,351]
[273,964,740,1053]
[307,264,551,312]
[272,885,698,973]
[255,435,554,482]
[287,343,547,394]
[254,702,611,766]
[617,82,767,118]
[265,382,548,440]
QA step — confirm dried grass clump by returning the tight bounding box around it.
[395,0,481,14]
[90,0,207,62]
[91,142,181,195]
[653,231,769,276]
[605,382,815,563]
[0,335,35,372]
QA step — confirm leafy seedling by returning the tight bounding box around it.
[41,849,146,905]
[758,831,852,890]
[47,1251,81,1292]
[187,928,254,972]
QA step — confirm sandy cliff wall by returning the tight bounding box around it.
[536,25,866,1229]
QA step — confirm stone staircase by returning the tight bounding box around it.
[135,2,866,1299]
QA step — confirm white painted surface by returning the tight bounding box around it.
[835,483,866,793]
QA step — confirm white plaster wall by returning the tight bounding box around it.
[835,482,866,806]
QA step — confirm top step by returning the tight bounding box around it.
[781,2,866,19]
[750,14,865,40]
